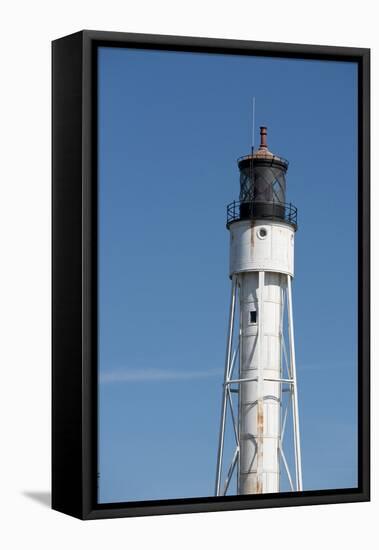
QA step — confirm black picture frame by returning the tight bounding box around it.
[52,30,370,520]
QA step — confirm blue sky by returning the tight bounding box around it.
[98,47,358,503]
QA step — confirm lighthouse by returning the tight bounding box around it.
[215,127,302,496]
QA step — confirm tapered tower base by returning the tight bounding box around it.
[215,269,302,496]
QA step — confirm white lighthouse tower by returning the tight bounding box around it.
[215,127,302,496]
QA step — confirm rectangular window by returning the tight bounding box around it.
[249,310,257,324]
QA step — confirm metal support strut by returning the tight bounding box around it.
[215,275,238,496]
[286,274,303,491]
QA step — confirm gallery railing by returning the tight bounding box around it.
[226,200,298,229]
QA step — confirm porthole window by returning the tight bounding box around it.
[257,227,268,239]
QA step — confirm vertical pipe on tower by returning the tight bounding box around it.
[238,270,284,494]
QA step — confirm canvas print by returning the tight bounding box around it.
[97,47,357,503]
